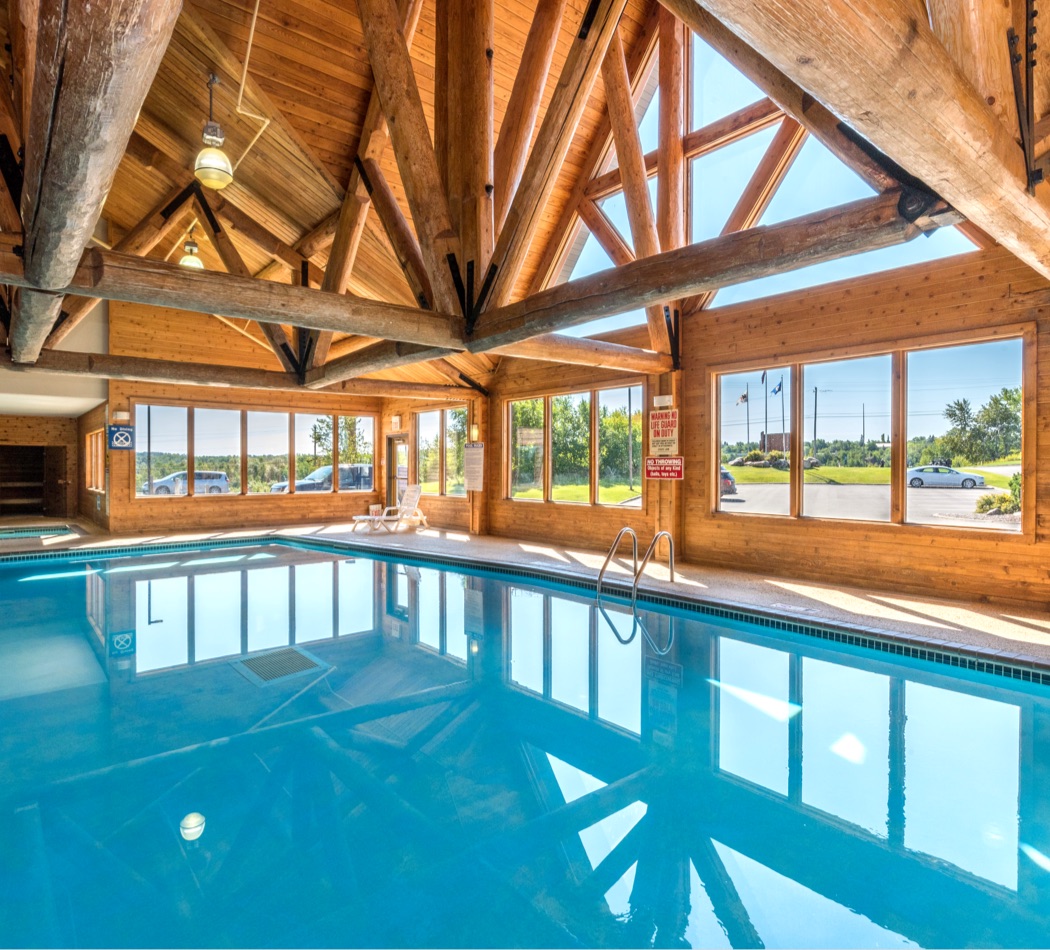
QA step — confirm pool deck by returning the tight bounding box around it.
[4,515,1050,668]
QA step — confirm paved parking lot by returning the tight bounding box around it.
[720,484,1019,531]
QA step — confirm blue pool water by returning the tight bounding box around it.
[2,539,1050,948]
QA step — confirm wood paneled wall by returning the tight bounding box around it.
[0,414,78,517]
[679,246,1050,605]
[77,403,109,529]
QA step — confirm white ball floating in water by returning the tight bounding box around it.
[180,812,206,842]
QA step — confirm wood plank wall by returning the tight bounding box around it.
[679,246,1050,606]
[77,403,109,529]
[0,414,78,517]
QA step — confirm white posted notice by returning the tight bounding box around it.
[464,442,485,491]
[649,409,679,456]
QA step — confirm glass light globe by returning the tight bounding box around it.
[179,252,205,269]
[194,146,233,189]
[179,812,206,841]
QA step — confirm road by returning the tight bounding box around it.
[720,484,1019,532]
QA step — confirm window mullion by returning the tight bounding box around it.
[891,351,904,524]
[790,363,803,518]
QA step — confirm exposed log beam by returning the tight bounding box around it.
[584,96,783,201]
[493,0,568,232]
[470,191,936,350]
[526,1,659,295]
[356,0,463,315]
[682,116,806,314]
[45,182,194,348]
[0,242,465,349]
[485,0,630,309]
[429,357,489,394]
[492,334,673,374]
[602,28,670,353]
[304,340,455,389]
[359,157,433,309]
[295,210,340,260]
[577,198,635,266]
[664,2,898,194]
[10,0,181,362]
[656,5,686,254]
[193,187,299,374]
[7,0,34,145]
[0,349,471,399]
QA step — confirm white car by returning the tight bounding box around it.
[907,466,985,489]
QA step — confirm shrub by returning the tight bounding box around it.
[976,492,1020,514]
[1009,472,1021,505]
[743,449,765,463]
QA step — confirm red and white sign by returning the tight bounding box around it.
[645,456,684,480]
[648,409,679,456]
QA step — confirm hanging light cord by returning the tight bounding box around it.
[231,0,272,172]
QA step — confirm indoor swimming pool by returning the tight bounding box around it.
[1,538,1048,948]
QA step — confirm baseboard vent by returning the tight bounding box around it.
[233,647,326,686]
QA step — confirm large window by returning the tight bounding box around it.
[509,385,643,507]
[135,405,188,497]
[415,407,468,497]
[337,415,375,491]
[194,408,241,494]
[718,369,791,515]
[133,401,377,499]
[247,411,289,494]
[716,333,1027,533]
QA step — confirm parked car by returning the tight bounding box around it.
[270,463,374,493]
[720,467,737,495]
[906,466,985,489]
[143,470,230,495]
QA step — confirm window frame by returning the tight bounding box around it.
[710,324,1035,539]
[85,428,106,492]
[412,405,470,498]
[505,382,645,508]
[128,397,379,500]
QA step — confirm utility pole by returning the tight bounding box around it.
[813,386,818,449]
[861,403,866,445]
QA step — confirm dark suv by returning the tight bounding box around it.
[270,464,374,493]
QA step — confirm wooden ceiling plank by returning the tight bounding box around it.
[577,198,635,266]
[526,0,659,296]
[304,340,457,388]
[492,334,673,374]
[1,348,470,399]
[664,2,898,194]
[493,0,569,233]
[682,116,806,314]
[46,181,194,349]
[194,187,299,374]
[602,27,670,353]
[484,0,631,311]
[356,0,463,316]
[10,0,181,363]
[470,191,925,349]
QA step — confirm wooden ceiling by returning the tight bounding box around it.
[0,0,1043,397]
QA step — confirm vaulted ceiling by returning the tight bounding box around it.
[0,0,1044,401]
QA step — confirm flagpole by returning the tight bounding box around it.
[746,383,750,447]
[780,377,785,454]
[764,373,769,453]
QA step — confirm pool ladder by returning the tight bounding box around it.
[595,527,676,656]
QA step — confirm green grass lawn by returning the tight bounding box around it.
[511,482,642,504]
[728,465,1012,489]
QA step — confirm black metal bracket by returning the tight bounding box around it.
[0,291,11,335]
[897,186,939,224]
[664,306,680,371]
[191,181,224,235]
[456,370,490,397]
[578,0,602,39]
[296,330,314,384]
[1009,0,1042,196]
[0,134,22,210]
[160,181,196,221]
[448,254,498,335]
[354,155,374,197]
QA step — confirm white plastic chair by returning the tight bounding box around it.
[352,484,429,533]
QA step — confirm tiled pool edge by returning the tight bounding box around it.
[3,531,1049,688]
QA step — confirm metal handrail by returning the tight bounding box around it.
[596,526,638,603]
[595,528,677,655]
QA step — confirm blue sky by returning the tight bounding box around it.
[560,35,977,340]
[719,338,1022,444]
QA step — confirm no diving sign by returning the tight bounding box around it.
[645,456,683,480]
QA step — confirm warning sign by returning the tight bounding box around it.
[649,409,679,456]
[645,456,683,480]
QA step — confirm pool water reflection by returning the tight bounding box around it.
[1,541,1048,948]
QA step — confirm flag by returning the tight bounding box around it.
[761,370,767,384]
[771,380,782,396]
[737,392,748,405]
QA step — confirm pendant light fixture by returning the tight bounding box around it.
[179,225,205,269]
[194,73,233,190]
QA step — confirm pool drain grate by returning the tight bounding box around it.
[234,647,325,686]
